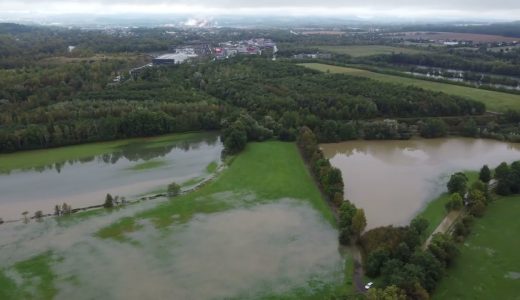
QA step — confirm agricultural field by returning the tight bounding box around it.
[0,141,351,299]
[300,63,520,112]
[432,196,520,300]
[397,32,520,43]
[317,45,426,57]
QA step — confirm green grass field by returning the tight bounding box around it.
[317,45,426,57]
[416,172,478,239]
[98,141,336,238]
[433,196,520,300]
[0,132,205,173]
[300,63,520,112]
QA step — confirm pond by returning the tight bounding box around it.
[321,138,520,229]
[0,133,223,221]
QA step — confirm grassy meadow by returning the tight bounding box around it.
[300,63,520,112]
[317,45,426,57]
[432,196,520,300]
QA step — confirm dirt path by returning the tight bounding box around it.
[423,210,461,249]
[348,246,367,293]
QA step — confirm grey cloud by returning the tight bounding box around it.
[8,0,520,10]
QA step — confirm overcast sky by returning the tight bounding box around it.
[1,0,519,21]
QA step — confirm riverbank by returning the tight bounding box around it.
[416,171,478,240]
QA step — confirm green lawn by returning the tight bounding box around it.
[433,196,520,300]
[317,45,426,57]
[0,132,205,173]
[300,63,520,112]
[98,141,336,238]
[416,172,478,239]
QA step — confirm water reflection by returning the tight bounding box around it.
[0,133,223,220]
[321,138,520,229]
[5,134,220,175]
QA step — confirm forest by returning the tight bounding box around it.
[0,55,487,152]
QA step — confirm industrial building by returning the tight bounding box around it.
[152,53,198,65]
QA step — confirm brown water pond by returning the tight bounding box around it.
[321,138,520,229]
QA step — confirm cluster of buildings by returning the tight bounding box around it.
[152,43,211,65]
[130,38,277,78]
[214,38,277,59]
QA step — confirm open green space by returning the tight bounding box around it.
[432,196,520,300]
[300,63,520,112]
[0,132,206,173]
[317,45,426,57]
[98,141,336,238]
[417,172,478,239]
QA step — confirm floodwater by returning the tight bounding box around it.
[321,138,520,229]
[0,133,223,220]
[0,197,344,299]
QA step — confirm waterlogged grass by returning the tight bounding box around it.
[433,196,520,300]
[97,141,336,239]
[300,63,520,112]
[317,45,426,57]
[0,270,18,300]
[416,172,478,239]
[0,252,58,300]
[0,132,206,173]
[206,161,218,173]
[96,217,144,241]
[127,159,167,171]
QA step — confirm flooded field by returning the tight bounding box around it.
[0,197,343,299]
[0,133,223,221]
[321,138,520,229]
[0,142,347,299]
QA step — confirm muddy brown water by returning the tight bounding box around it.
[321,138,520,229]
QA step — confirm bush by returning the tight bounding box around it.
[445,193,463,211]
[419,119,448,138]
[447,172,468,196]
[167,182,181,197]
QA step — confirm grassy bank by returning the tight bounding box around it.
[432,196,520,300]
[416,172,478,239]
[98,141,336,238]
[317,45,426,57]
[300,63,520,112]
[0,132,208,173]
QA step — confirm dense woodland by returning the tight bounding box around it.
[0,50,487,152]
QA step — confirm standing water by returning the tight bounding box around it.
[0,133,223,221]
[321,138,520,229]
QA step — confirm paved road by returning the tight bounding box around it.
[423,210,461,249]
